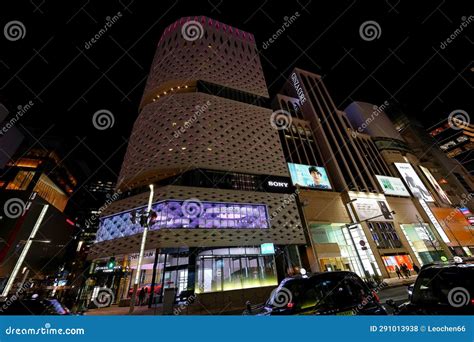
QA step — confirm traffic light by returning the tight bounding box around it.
[107,257,116,270]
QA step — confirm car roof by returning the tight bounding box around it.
[421,262,474,271]
[282,271,356,282]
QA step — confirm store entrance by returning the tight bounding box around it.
[319,257,351,272]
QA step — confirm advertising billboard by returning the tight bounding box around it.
[352,198,393,222]
[287,163,332,190]
[419,165,452,204]
[394,163,434,202]
[375,175,411,197]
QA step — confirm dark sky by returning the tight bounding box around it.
[1,0,472,183]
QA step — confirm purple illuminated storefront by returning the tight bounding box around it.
[93,200,284,303]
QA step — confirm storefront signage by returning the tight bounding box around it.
[375,175,410,197]
[260,243,275,255]
[353,198,393,222]
[418,199,450,243]
[95,265,122,273]
[287,163,332,190]
[419,165,451,204]
[394,163,434,202]
[267,180,289,188]
[291,73,306,104]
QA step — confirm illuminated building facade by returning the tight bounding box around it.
[89,17,306,311]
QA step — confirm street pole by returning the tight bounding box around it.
[129,184,154,314]
[1,204,49,297]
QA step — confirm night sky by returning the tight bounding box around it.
[1,0,472,183]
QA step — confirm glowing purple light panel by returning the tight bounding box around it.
[96,200,269,242]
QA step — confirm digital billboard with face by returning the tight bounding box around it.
[287,163,332,190]
[419,165,452,204]
[375,175,411,197]
[394,162,434,202]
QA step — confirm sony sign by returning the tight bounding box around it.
[268,180,289,188]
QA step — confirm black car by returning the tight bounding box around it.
[387,262,474,315]
[0,298,71,315]
[246,271,387,315]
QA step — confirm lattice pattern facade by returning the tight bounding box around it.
[89,185,305,259]
[118,93,288,190]
[141,16,268,107]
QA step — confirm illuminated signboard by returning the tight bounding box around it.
[418,199,450,243]
[419,165,452,204]
[353,198,393,222]
[375,175,410,197]
[96,200,270,242]
[260,243,275,255]
[287,163,332,190]
[394,163,434,202]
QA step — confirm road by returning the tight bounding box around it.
[379,284,411,314]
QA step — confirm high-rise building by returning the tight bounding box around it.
[272,69,473,281]
[89,17,306,311]
[427,119,474,175]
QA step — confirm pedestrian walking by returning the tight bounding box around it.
[413,264,420,274]
[138,287,146,306]
[395,265,402,279]
[400,264,409,279]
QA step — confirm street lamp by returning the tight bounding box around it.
[129,184,154,314]
[1,204,49,297]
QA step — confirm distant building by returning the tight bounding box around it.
[427,119,474,175]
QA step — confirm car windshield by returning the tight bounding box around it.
[267,273,371,310]
[412,267,474,305]
[312,274,370,310]
[267,279,304,307]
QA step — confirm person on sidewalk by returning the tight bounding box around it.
[395,265,402,279]
[138,287,146,306]
[413,264,420,274]
[400,264,409,279]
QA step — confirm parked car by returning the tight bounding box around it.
[245,271,387,315]
[0,298,71,315]
[387,261,474,315]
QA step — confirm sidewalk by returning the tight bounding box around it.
[382,275,417,287]
[86,304,164,316]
